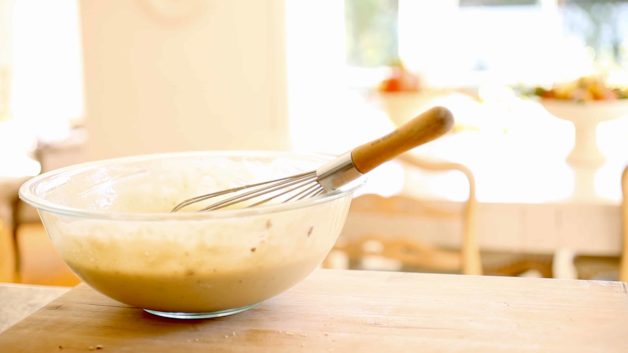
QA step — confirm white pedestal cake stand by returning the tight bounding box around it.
[541,99,628,201]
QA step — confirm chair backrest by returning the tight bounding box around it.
[0,221,15,282]
[326,153,481,275]
[620,165,628,282]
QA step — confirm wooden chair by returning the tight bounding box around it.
[0,221,16,282]
[324,153,482,275]
[620,165,628,282]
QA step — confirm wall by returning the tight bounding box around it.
[79,0,288,160]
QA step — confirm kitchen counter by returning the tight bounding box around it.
[1,269,627,352]
[0,283,69,333]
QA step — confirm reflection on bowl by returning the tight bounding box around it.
[19,151,360,319]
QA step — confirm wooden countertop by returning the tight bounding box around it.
[1,269,627,352]
[0,283,69,333]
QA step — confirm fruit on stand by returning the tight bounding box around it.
[529,76,628,102]
[378,60,421,93]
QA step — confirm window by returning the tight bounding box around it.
[345,0,398,68]
[5,0,83,141]
[286,0,628,201]
[343,0,628,86]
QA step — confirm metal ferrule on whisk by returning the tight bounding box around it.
[315,152,363,192]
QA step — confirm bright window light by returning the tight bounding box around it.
[9,0,83,142]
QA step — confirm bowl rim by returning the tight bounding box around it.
[19,150,365,221]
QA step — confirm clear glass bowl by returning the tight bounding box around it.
[19,151,362,319]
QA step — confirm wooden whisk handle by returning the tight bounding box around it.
[351,106,454,174]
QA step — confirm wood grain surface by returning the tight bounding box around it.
[0,269,627,353]
[0,283,69,333]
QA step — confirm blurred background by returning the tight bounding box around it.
[1,0,628,285]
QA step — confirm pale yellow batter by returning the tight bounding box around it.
[44,196,350,313]
[66,256,321,312]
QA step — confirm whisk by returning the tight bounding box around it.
[172,106,454,212]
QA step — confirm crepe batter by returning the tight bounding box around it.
[45,197,350,313]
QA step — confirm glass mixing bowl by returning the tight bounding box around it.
[19,151,363,319]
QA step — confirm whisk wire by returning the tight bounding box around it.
[304,187,325,199]
[248,176,320,208]
[171,186,244,212]
[200,171,317,211]
[285,182,323,202]
[171,171,315,212]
